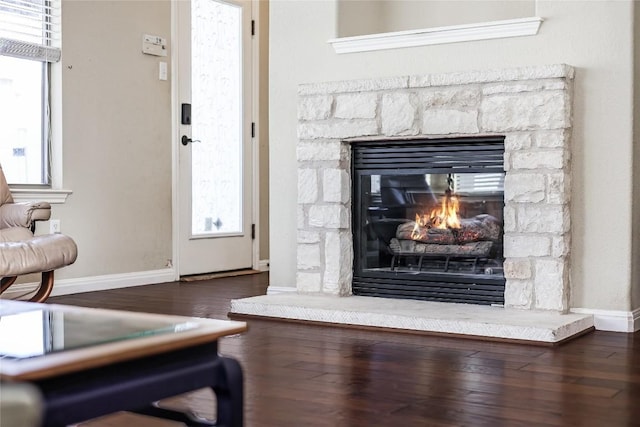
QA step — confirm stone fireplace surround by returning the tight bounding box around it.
[231,64,594,343]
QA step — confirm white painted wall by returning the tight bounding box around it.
[338,0,536,37]
[269,0,638,311]
[337,1,384,37]
[22,0,270,285]
[58,0,173,278]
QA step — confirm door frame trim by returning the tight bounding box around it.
[170,0,261,279]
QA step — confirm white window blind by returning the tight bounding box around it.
[454,173,504,193]
[0,0,60,62]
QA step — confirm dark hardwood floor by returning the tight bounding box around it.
[50,272,640,427]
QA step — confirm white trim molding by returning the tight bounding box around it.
[0,268,177,300]
[328,17,543,54]
[11,188,72,204]
[257,259,270,272]
[571,308,640,333]
[266,285,297,295]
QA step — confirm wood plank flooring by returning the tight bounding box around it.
[49,273,640,426]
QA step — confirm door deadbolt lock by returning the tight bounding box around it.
[181,135,201,146]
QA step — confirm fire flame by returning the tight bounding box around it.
[411,192,461,239]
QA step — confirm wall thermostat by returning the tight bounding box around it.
[142,34,167,57]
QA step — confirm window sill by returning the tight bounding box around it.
[10,188,72,204]
[328,17,543,54]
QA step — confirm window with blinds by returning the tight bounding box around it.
[0,0,61,62]
[0,0,61,185]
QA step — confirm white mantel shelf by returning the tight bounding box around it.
[328,17,543,54]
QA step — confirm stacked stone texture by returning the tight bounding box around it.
[296,64,574,312]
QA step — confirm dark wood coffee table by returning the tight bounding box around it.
[0,300,247,427]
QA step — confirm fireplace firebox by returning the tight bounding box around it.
[352,137,506,305]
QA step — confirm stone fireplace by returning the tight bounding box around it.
[231,64,593,343]
[297,64,571,311]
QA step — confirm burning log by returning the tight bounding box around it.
[386,183,501,270]
[390,238,494,257]
[396,214,501,245]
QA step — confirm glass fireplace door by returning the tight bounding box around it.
[352,138,506,305]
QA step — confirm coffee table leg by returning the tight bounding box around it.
[214,356,244,427]
[131,355,244,427]
[134,404,216,426]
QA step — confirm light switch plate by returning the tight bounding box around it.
[159,61,168,81]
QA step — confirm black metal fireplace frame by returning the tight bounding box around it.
[351,136,506,305]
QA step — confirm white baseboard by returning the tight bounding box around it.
[1,268,178,300]
[266,285,297,295]
[257,259,270,272]
[571,308,640,333]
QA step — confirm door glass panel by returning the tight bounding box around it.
[191,0,243,236]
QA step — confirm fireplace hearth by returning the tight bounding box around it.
[352,137,505,305]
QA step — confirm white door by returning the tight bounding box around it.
[176,0,253,276]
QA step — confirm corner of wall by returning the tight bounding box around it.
[631,0,640,310]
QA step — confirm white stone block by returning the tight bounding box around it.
[552,235,570,258]
[504,174,545,203]
[298,231,320,244]
[321,280,340,295]
[503,205,517,232]
[422,109,478,135]
[298,95,333,121]
[298,169,318,203]
[297,243,321,270]
[297,140,343,161]
[511,150,565,170]
[535,130,567,148]
[298,121,378,140]
[534,259,567,311]
[482,79,567,95]
[324,231,353,295]
[503,152,512,172]
[504,259,532,280]
[516,205,569,234]
[425,64,574,88]
[547,172,570,204]
[504,235,551,257]
[504,133,533,151]
[309,205,350,229]
[381,93,418,136]
[297,205,305,229]
[297,272,321,293]
[480,91,569,132]
[299,76,409,95]
[409,74,432,88]
[504,279,533,309]
[335,93,378,119]
[323,169,350,203]
[420,87,480,108]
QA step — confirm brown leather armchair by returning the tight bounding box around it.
[0,166,77,302]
